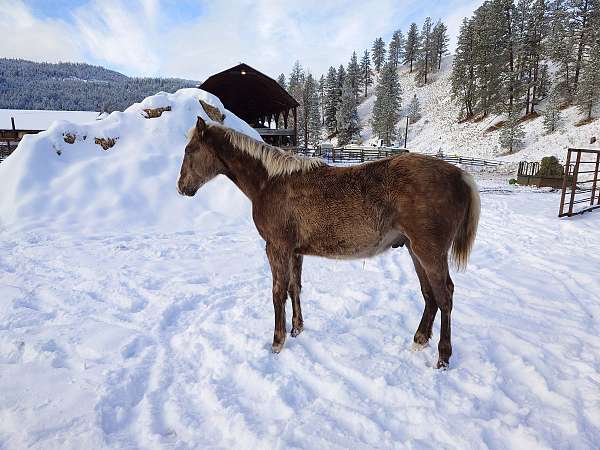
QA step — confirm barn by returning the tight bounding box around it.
[200,63,299,147]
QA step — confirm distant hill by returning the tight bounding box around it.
[0,58,198,112]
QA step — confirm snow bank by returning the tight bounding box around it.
[0,89,258,232]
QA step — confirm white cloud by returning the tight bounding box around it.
[1,0,482,80]
[72,0,161,75]
[0,0,83,63]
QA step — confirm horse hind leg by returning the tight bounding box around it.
[289,254,304,337]
[411,244,454,369]
[409,249,438,350]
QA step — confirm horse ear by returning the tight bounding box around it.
[196,116,207,137]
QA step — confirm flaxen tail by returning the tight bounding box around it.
[451,171,481,271]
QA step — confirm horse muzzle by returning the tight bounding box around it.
[177,178,198,197]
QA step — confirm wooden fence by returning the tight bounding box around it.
[295,147,503,168]
[306,147,408,163]
[559,148,600,217]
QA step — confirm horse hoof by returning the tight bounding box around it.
[271,342,284,353]
[436,359,449,370]
[411,341,428,352]
[291,326,303,337]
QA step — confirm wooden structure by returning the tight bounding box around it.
[305,147,504,167]
[200,63,299,147]
[308,146,408,163]
[559,148,600,217]
[0,117,38,162]
[518,160,571,189]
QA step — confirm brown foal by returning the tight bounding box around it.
[178,117,480,369]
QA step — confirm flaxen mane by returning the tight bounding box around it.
[215,125,325,178]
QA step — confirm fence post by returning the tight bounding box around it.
[559,150,572,217]
[567,150,581,216]
[592,151,600,206]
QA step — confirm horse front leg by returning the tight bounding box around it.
[289,254,304,337]
[266,242,291,353]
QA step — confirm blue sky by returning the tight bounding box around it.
[1,0,481,80]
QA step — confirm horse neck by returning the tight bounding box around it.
[212,132,270,202]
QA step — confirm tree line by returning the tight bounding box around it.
[0,58,196,112]
[452,0,600,152]
[279,17,448,147]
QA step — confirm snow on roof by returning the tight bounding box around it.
[0,109,103,131]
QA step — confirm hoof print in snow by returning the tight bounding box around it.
[142,106,172,118]
[63,133,76,144]
[95,137,118,151]
[199,99,225,123]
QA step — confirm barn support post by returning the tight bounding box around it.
[11,117,16,131]
[293,107,298,147]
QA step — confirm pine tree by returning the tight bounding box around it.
[372,37,387,72]
[451,18,477,119]
[571,0,598,96]
[359,49,374,97]
[576,36,600,120]
[547,0,576,102]
[372,62,402,145]
[346,51,362,102]
[543,87,563,133]
[523,0,548,114]
[289,61,306,146]
[471,0,509,117]
[318,74,326,125]
[415,17,434,85]
[336,77,361,145]
[431,21,449,70]
[336,64,346,111]
[500,108,526,153]
[301,73,321,148]
[277,73,286,89]
[307,73,322,147]
[388,30,404,68]
[407,94,421,123]
[404,23,420,73]
[324,66,338,134]
[288,61,304,93]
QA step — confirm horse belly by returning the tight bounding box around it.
[299,229,405,260]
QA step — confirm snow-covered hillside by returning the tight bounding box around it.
[359,57,600,165]
[1,87,599,449]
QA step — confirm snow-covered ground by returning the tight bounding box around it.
[1,184,600,449]
[359,57,600,166]
[1,87,599,449]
